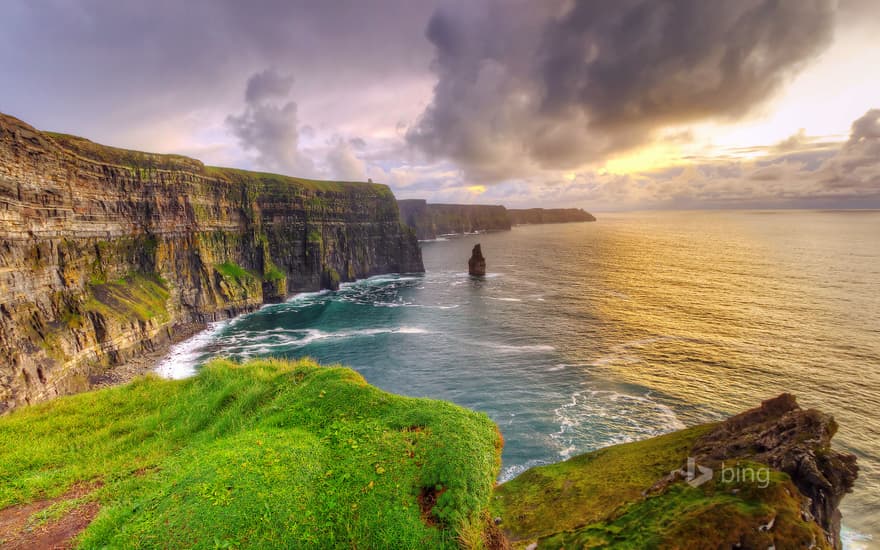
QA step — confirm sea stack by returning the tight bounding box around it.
[468,244,486,276]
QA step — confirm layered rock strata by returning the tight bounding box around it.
[0,113,423,411]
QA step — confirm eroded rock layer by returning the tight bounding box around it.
[0,113,423,411]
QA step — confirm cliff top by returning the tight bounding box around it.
[0,111,392,196]
[0,358,501,548]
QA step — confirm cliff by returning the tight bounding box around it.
[397,199,510,240]
[0,113,423,411]
[507,207,596,225]
[493,394,857,549]
[398,200,596,239]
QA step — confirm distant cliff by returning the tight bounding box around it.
[398,200,595,240]
[397,199,510,240]
[0,113,423,411]
[508,208,596,225]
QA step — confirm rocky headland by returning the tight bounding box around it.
[397,200,595,240]
[507,207,596,225]
[493,394,858,549]
[0,112,423,411]
[397,199,511,240]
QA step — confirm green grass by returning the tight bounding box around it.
[0,359,502,549]
[262,262,285,283]
[491,424,713,542]
[539,461,826,549]
[205,166,391,195]
[492,425,829,549]
[214,261,255,284]
[307,229,323,245]
[84,274,170,323]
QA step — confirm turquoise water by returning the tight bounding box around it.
[157,210,879,545]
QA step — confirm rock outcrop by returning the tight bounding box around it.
[468,244,486,276]
[492,394,857,549]
[691,393,858,549]
[507,208,596,225]
[0,112,423,411]
[397,200,510,240]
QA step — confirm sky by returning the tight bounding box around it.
[1,0,878,211]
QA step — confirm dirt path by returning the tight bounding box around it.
[0,483,102,549]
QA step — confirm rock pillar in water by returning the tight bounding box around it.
[468,244,486,276]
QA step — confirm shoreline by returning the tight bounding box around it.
[87,322,208,390]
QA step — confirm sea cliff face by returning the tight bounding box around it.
[0,113,423,411]
[397,199,511,240]
[508,208,596,225]
[398,200,595,240]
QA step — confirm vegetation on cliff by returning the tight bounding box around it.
[492,395,856,549]
[0,112,423,410]
[0,359,502,548]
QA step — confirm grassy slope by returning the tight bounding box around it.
[0,359,502,549]
[492,425,829,549]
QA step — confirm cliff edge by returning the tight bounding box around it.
[493,394,857,549]
[0,112,423,411]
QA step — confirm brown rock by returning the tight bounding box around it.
[691,394,858,549]
[469,244,486,276]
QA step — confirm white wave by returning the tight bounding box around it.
[286,289,331,303]
[220,326,432,354]
[362,275,422,285]
[154,321,228,380]
[499,458,551,482]
[842,527,873,550]
[550,388,686,459]
[489,297,523,302]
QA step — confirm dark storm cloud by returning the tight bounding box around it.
[0,0,435,138]
[408,0,837,180]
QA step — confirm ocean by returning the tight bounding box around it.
[156,210,879,547]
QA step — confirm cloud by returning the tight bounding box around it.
[817,109,880,192]
[409,0,837,180]
[465,108,880,211]
[325,137,366,181]
[244,69,295,104]
[226,70,315,176]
